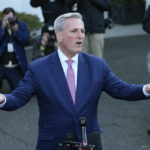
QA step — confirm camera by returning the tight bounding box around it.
[47,31,56,49]
[104,18,114,29]
[46,26,56,50]
[8,17,17,26]
[44,32,56,55]
[46,32,56,54]
[41,24,56,55]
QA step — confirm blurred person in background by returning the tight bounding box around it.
[70,0,111,58]
[32,23,57,60]
[30,0,73,24]
[143,4,150,135]
[143,4,150,34]
[30,0,73,61]
[0,7,29,91]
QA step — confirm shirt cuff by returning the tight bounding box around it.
[143,85,150,97]
[0,96,7,108]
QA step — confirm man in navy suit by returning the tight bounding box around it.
[0,12,150,150]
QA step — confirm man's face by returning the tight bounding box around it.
[3,12,16,25]
[3,12,16,27]
[57,18,85,58]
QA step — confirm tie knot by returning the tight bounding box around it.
[66,59,74,66]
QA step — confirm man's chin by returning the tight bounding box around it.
[76,48,82,53]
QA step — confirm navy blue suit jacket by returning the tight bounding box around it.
[2,51,146,150]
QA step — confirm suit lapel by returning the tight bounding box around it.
[50,51,74,107]
[49,52,90,108]
[75,53,89,106]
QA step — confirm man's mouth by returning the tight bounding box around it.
[76,41,83,45]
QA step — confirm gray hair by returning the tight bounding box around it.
[54,12,83,33]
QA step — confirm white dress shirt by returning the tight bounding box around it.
[57,47,78,88]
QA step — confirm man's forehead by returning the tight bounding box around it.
[3,12,14,17]
[65,18,84,28]
[66,17,83,23]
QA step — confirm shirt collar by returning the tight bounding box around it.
[57,47,78,64]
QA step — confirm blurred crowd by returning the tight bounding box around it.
[0,0,150,93]
[0,0,112,91]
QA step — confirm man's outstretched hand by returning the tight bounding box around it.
[0,94,5,104]
[145,84,150,95]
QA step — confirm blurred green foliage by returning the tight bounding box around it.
[0,11,43,32]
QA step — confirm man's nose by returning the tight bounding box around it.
[77,31,85,39]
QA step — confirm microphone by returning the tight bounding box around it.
[88,131,101,150]
[79,117,88,147]
[59,118,96,150]
[59,133,79,149]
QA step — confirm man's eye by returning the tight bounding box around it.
[71,30,76,32]
[81,30,85,34]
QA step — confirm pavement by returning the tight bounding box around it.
[0,24,150,150]
[105,23,147,38]
[101,33,150,150]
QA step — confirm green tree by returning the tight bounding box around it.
[0,12,43,32]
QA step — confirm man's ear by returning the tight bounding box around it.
[56,32,63,43]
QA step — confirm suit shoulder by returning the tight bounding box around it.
[80,52,107,64]
[80,52,110,72]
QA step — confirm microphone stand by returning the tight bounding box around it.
[78,117,88,150]
[59,117,95,150]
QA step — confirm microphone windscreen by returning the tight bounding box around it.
[79,117,86,126]
[88,131,101,150]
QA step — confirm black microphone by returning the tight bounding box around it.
[88,131,101,150]
[59,133,79,150]
[79,117,88,147]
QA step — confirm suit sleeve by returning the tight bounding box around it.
[0,26,5,49]
[2,65,37,111]
[13,21,30,46]
[102,60,146,100]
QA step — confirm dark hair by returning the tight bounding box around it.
[2,7,16,16]
[41,23,54,35]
